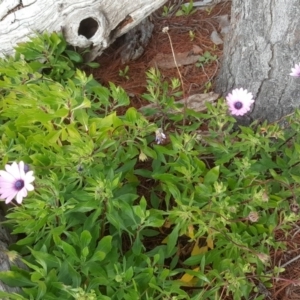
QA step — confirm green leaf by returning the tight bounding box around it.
[175,10,184,16]
[81,246,89,258]
[0,291,28,299]
[291,174,300,182]
[30,249,60,270]
[109,82,130,108]
[85,62,100,68]
[116,158,137,175]
[72,97,91,111]
[125,107,138,123]
[64,50,83,63]
[91,250,106,262]
[204,166,220,184]
[59,241,79,260]
[71,201,99,213]
[16,236,36,246]
[152,173,179,184]
[91,236,112,262]
[0,270,33,287]
[36,281,47,300]
[97,236,112,252]
[124,267,134,281]
[45,130,61,144]
[132,236,143,255]
[167,224,180,257]
[80,230,92,249]
[74,109,89,130]
[184,254,205,266]
[68,262,81,286]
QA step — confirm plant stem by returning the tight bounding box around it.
[164,27,187,126]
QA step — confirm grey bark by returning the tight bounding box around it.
[120,18,154,64]
[215,0,300,123]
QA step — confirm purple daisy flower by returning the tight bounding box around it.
[290,63,300,77]
[226,88,255,116]
[0,161,35,204]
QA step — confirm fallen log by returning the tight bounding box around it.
[0,0,167,61]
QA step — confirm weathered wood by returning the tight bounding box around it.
[120,18,154,64]
[0,0,167,61]
[215,0,300,123]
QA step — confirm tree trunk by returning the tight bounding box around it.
[0,0,167,61]
[215,0,300,123]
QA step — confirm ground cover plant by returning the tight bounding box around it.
[0,32,300,300]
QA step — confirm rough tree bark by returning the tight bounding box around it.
[216,0,300,123]
[0,0,167,61]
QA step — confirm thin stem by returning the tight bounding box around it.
[163,27,187,126]
[100,199,108,239]
[280,253,300,269]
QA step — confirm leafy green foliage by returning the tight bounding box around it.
[13,32,98,82]
[175,0,197,16]
[118,65,130,80]
[0,32,299,300]
[161,4,176,17]
[196,50,218,68]
[141,68,182,125]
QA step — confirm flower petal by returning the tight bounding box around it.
[5,162,20,178]
[0,171,15,182]
[15,192,24,204]
[0,180,14,188]
[24,171,35,183]
[3,191,18,204]
[290,63,300,77]
[18,161,26,179]
[25,183,34,192]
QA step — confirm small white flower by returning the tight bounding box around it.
[248,211,259,223]
[256,253,269,264]
[155,128,166,145]
[162,27,169,33]
[139,150,148,162]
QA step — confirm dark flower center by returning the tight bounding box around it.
[234,101,243,110]
[14,180,25,191]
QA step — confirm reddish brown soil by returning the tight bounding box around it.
[86,1,300,299]
[87,1,228,111]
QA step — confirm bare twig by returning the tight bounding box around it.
[162,26,187,126]
[280,253,300,269]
